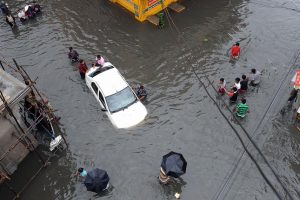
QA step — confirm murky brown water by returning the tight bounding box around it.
[1,0,300,199]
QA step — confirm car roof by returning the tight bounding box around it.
[92,67,128,97]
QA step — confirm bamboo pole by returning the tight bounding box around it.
[0,91,46,164]
[0,58,68,148]
[11,146,61,200]
[0,114,44,162]
[13,60,68,148]
[0,60,5,71]
[0,57,69,199]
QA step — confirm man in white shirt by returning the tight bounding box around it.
[249,68,261,87]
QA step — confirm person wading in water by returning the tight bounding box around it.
[5,12,16,28]
[68,47,79,62]
[231,42,240,59]
[159,167,171,184]
[225,87,238,104]
[235,98,250,118]
[78,59,88,79]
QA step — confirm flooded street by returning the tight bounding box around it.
[1,0,300,199]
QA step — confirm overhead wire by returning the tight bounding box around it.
[161,4,296,200]
[211,49,300,200]
[199,1,300,198]
[190,59,284,200]
[189,48,297,200]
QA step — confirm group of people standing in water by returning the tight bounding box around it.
[1,1,41,28]
[68,47,148,101]
[68,47,106,79]
[217,43,262,118]
[17,2,41,22]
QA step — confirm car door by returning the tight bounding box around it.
[98,90,107,110]
[91,82,101,105]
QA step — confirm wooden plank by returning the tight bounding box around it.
[147,15,159,26]
[168,3,185,13]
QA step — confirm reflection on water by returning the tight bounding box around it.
[1,0,300,199]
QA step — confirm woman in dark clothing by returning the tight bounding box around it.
[226,87,238,104]
[239,74,248,94]
[136,85,148,101]
[0,1,9,15]
[68,47,79,62]
[32,1,41,14]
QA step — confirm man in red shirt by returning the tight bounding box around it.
[78,59,88,79]
[231,42,240,59]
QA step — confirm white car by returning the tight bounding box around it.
[85,62,147,129]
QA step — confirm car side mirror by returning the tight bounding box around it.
[101,108,107,112]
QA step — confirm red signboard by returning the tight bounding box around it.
[294,70,300,89]
[148,0,158,6]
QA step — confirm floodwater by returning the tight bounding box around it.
[1,0,300,199]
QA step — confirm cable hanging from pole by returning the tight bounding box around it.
[163,8,295,200]
[210,49,300,200]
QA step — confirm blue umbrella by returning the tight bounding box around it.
[161,151,187,178]
[84,168,110,193]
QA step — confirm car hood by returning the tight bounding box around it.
[109,101,147,129]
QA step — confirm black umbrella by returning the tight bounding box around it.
[161,151,187,178]
[84,168,110,193]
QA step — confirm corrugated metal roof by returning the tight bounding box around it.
[0,69,30,113]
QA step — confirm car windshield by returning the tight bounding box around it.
[89,66,114,78]
[106,86,137,113]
